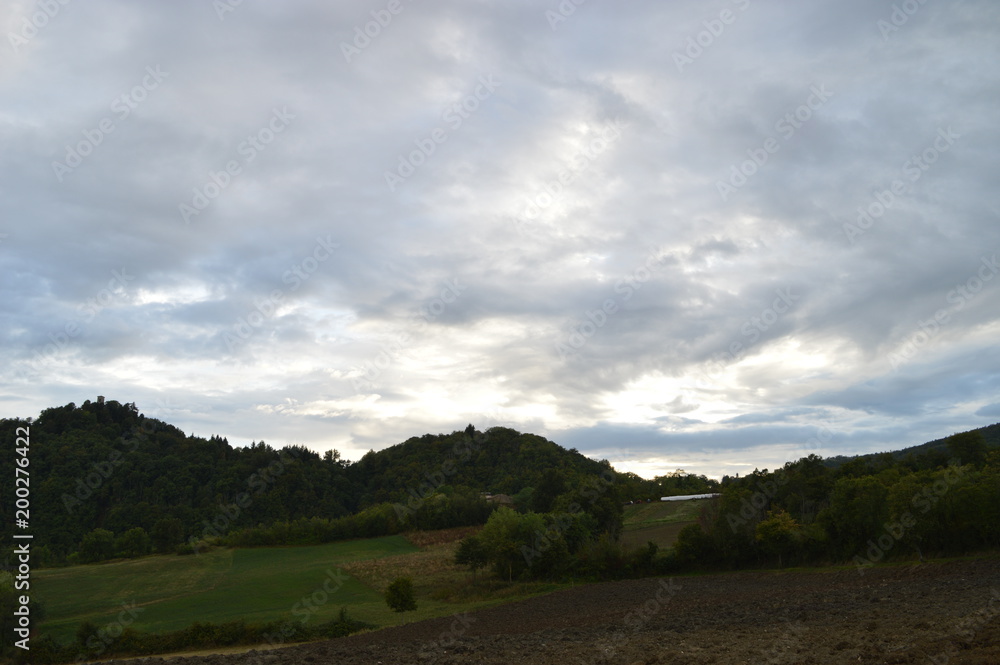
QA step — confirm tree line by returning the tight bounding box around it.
[449,431,998,584]
[1,400,706,566]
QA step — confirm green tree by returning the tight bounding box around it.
[531,468,568,512]
[79,528,115,563]
[115,527,152,558]
[477,507,545,581]
[755,509,800,567]
[385,577,417,612]
[673,523,713,565]
[151,517,184,553]
[454,536,489,583]
[819,476,888,559]
[947,431,987,467]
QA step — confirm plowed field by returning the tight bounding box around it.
[121,556,1000,664]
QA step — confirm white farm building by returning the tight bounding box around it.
[660,493,721,501]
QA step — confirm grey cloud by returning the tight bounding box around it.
[2,0,998,479]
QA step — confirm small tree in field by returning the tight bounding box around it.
[385,577,417,612]
[115,527,152,559]
[79,528,115,563]
[455,536,489,583]
[755,509,800,568]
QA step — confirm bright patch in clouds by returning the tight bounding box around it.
[2,0,999,479]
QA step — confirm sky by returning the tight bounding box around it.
[2,0,999,480]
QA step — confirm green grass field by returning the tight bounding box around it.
[33,531,567,650]
[34,503,711,650]
[34,536,429,643]
[621,499,707,549]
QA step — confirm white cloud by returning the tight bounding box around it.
[2,0,998,479]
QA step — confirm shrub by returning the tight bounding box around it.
[115,527,152,559]
[385,577,417,612]
[79,529,115,563]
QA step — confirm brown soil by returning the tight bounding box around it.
[114,556,1000,664]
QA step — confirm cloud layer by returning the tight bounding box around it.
[3,0,999,477]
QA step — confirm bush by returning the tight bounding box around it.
[674,523,713,566]
[115,527,152,559]
[151,517,185,553]
[79,529,115,563]
[385,577,417,612]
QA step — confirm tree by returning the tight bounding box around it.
[477,507,545,582]
[115,527,152,558]
[947,431,987,467]
[151,517,184,553]
[385,577,417,612]
[79,529,115,563]
[531,468,567,513]
[674,523,713,565]
[455,536,489,583]
[755,509,800,567]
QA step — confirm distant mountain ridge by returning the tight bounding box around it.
[0,399,621,562]
[821,421,1000,468]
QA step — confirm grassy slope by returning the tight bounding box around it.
[35,536,418,643]
[37,505,710,648]
[620,499,706,549]
[34,530,562,647]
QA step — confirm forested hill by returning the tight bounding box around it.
[6,398,991,566]
[0,399,644,563]
[821,422,1000,469]
[350,425,611,504]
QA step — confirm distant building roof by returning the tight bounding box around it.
[660,493,720,501]
[486,493,513,504]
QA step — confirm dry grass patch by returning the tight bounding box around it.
[402,525,481,548]
[342,540,468,595]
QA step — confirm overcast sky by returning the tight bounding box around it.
[2,0,999,479]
